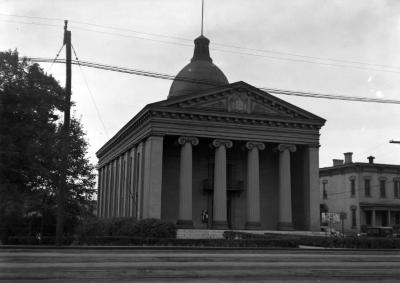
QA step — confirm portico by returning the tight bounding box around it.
[170,138,304,230]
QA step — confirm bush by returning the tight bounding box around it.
[75,217,176,244]
[71,237,299,247]
[132,218,176,238]
[105,217,138,236]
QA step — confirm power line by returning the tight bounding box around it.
[71,25,193,48]
[0,13,64,22]
[0,18,60,28]
[3,12,400,71]
[259,87,400,104]
[46,44,64,73]
[25,57,400,105]
[0,13,191,42]
[70,45,109,138]
[2,14,400,74]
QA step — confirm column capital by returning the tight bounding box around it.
[245,141,265,151]
[178,136,199,146]
[212,139,233,149]
[307,143,321,149]
[277,143,296,152]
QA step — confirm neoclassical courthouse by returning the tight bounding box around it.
[96,34,326,231]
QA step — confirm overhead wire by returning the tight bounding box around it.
[0,18,60,28]
[2,14,400,74]
[25,57,400,105]
[70,45,109,138]
[46,44,64,73]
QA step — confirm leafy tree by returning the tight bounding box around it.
[0,50,95,243]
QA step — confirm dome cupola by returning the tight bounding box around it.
[168,35,228,98]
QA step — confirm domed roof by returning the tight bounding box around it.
[168,35,228,98]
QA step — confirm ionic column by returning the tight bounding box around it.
[111,160,117,218]
[177,136,199,228]
[124,151,131,217]
[116,156,122,217]
[277,143,296,230]
[97,168,102,218]
[245,142,265,229]
[118,156,124,217]
[104,165,109,218]
[212,139,233,229]
[106,164,112,218]
[143,136,164,219]
[306,145,321,231]
[388,210,391,226]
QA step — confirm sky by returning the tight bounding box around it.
[1,0,400,169]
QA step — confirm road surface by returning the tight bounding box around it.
[1,247,400,282]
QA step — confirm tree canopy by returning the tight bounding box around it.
[0,50,95,242]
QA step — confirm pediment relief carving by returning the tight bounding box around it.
[193,98,227,110]
[169,91,294,116]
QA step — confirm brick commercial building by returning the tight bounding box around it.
[96,34,325,231]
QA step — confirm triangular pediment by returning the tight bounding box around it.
[152,81,325,122]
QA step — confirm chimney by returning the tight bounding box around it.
[367,156,375,164]
[344,152,353,164]
[333,159,344,166]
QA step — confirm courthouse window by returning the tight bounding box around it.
[364,179,371,197]
[380,180,386,198]
[350,179,356,197]
[394,180,400,199]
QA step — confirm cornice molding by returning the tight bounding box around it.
[149,108,323,130]
[97,81,327,158]
[97,104,323,158]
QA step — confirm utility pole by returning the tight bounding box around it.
[56,20,72,246]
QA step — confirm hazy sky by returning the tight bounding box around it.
[1,0,400,168]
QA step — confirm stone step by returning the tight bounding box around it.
[177,229,225,239]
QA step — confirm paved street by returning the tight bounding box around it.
[1,248,400,282]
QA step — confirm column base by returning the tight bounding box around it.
[212,220,228,230]
[277,222,294,231]
[176,220,194,229]
[245,221,261,230]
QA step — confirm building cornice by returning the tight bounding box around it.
[320,163,400,177]
[150,107,323,129]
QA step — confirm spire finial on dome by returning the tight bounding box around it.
[192,0,211,62]
[201,0,204,36]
